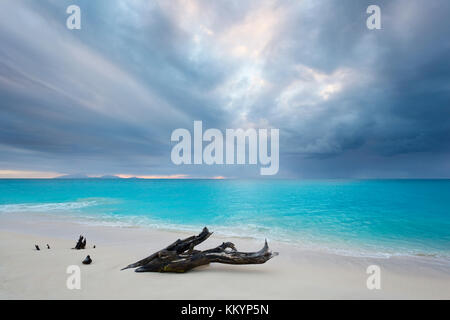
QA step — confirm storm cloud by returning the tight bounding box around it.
[0,0,449,178]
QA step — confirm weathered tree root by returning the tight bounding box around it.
[122,227,278,273]
[72,235,87,250]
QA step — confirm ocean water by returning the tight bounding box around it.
[0,179,449,260]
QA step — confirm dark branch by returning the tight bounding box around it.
[122,228,278,273]
[121,227,212,270]
[72,235,87,250]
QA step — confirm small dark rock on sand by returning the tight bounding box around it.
[82,255,92,265]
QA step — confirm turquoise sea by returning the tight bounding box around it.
[1,179,449,260]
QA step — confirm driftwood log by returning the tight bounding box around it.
[73,235,87,250]
[122,227,278,273]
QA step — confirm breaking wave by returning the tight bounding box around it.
[0,199,103,213]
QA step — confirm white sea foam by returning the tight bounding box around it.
[1,200,449,264]
[0,199,102,213]
[65,213,450,262]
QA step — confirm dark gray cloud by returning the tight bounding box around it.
[0,0,449,178]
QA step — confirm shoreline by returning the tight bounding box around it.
[1,213,450,299]
[1,210,449,264]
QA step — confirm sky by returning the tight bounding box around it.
[0,0,449,179]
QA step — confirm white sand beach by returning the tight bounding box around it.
[0,213,449,300]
